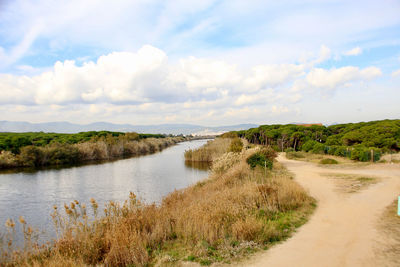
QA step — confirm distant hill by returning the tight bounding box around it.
[0,121,258,135]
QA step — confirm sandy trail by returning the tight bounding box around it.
[235,154,400,267]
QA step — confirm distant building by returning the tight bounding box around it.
[295,123,323,127]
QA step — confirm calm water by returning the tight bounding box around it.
[0,140,209,241]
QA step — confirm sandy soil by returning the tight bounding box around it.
[232,154,400,267]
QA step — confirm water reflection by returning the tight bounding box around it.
[184,160,211,171]
[0,140,209,243]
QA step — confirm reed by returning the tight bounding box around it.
[0,136,184,169]
[184,138,232,162]
[1,141,314,266]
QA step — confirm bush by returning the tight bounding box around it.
[311,143,325,154]
[19,146,44,167]
[319,158,338,164]
[246,147,276,170]
[262,146,278,161]
[229,138,243,153]
[301,140,317,152]
[334,146,349,157]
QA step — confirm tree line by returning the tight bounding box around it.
[222,119,400,162]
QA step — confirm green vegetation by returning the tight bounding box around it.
[228,119,400,162]
[246,147,277,170]
[0,131,183,169]
[319,158,339,164]
[1,139,315,266]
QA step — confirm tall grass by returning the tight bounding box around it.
[1,140,314,266]
[184,138,232,162]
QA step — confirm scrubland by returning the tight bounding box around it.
[0,138,314,266]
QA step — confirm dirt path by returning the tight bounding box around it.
[234,154,400,267]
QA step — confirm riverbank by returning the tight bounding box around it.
[0,139,315,266]
[0,135,185,170]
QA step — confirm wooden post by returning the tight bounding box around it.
[371,149,374,162]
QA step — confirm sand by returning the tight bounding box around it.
[235,154,400,267]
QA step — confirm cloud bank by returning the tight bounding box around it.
[0,45,384,125]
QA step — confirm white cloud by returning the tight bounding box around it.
[271,105,289,115]
[391,69,400,77]
[0,45,388,125]
[244,64,305,90]
[343,47,362,56]
[314,45,331,64]
[305,66,382,90]
[0,45,310,107]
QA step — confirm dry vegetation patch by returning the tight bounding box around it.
[184,138,231,162]
[379,152,400,164]
[285,151,352,164]
[321,173,380,193]
[374,200,400,266]
[1,141,315,267]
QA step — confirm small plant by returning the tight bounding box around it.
[319,158,338,164]
[286,151,306,159]
[246,147,276,170]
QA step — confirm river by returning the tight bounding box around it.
[0,139,209,242]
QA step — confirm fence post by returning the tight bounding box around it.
[371,149,374,162]
[264,160,267,178]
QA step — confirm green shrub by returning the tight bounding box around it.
[333,146,349,157]
[247,153,272,169]
[246,147,276,169]
[319,158,338,164]
[311,143,325,154]
[229,138,243,153]
[301,140,317,152]
[326,145,337,155]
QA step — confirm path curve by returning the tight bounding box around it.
[235,154,400,267]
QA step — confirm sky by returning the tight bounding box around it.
[0,0,399,126]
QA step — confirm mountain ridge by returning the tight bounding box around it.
[0,121,258,135]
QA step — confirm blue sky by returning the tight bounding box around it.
[0,0,399,126]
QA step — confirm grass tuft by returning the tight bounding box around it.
[319,158,339,164]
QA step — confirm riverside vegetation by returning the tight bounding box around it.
[0,138,315,266]
[0,131,184,169]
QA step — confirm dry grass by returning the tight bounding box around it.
[321,173,379,193]
[184,138,232,162]
[379,152,400,164]
[286,151,353,164]
[374,199,400,266]
[1,141,315,267]
[75,137,182,160]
